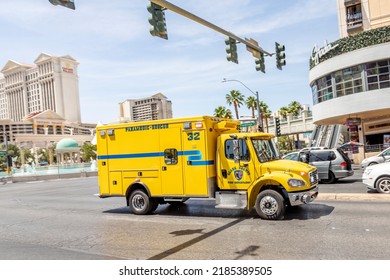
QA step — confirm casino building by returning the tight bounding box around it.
[309,0,390,161]
[0,53,96,150]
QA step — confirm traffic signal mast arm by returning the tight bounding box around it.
[149,0,272,57]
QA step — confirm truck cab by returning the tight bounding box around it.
[216,132,319,219]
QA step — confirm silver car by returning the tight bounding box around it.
[283,148,354,184]
[361,147,390,169]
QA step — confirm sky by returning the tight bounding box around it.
[0,0,340,124]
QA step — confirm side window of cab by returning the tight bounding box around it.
[225,139,250,161]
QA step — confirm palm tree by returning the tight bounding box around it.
[288,101,303,147]
[226,90,245,119]
[262,108,272,133]
[213,106,233,119]
[288,101,302,117]
[258,101,269,130]
[279,106,290,119]
[245,96,257,119]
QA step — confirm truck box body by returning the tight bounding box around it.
[97,116,237,198]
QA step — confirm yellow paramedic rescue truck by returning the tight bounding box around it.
[97,116,319,220]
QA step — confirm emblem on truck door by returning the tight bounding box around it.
[234,170,243,180]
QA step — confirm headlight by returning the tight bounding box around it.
[288,179,306,187]
[364,169,372,175]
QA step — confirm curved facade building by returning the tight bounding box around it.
[309,0,390,150]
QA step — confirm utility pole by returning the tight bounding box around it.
[222,78,263,132]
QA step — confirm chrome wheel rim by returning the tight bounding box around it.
[260,196,278,216]
[132,194,146,210]
[378,179,390,194]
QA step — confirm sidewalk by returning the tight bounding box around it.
[317,192,390,202]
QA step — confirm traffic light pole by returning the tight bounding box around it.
[222,78,263,132]
[150,0,272,57]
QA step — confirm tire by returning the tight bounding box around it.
[129,189,152,215]
[255,189,285,220]
[321,171,335,184]
[376,177,390,194]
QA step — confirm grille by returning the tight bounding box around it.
[309,170,319,186]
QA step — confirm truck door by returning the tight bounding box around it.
[160,128,184,195]
[218,138,255,190]
[97,129,110,195]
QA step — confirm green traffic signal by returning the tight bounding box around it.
[225,37,238,64]
[255,52,265,73]
[275,42,286,70]
[275,117,281,136]
[147,2,168,40]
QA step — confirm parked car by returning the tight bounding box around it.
[283,148,354,184]
[361,147,390,169]
[362,161,390,193]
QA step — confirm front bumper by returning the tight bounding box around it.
[288,186,319,206]
[362,176,375,190]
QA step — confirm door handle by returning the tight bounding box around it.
[162,166,167,171]
[221,169,227,178]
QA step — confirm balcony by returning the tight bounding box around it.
[347,12,363,33]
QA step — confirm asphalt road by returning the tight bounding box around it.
[0,174,389,260]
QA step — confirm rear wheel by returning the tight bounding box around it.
[321,171,335,184]
[129,190,153,215]
[255,190,285,220]
[376,177,390,194]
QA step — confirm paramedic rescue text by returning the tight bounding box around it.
[118,265,272,277]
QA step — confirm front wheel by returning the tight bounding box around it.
[255,190,285,220]
[376,177,390,194]
[129,189,153,215]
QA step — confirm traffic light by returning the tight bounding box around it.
[255,52,265,73]
[275,42,286,70]
[147,2,168,40]
[48,0,75,10]
[225,37,238,64]
[275,117,281,136]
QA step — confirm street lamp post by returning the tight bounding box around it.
[221,78,263,132]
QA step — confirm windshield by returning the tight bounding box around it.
[251,138,280,162]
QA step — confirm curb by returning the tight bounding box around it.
[317,193,390,202]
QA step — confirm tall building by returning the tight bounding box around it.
[338,0,390,37]
[309,0,390,162]
[0,53,81,122]
[0,54,95,151]
[118,93,173,122]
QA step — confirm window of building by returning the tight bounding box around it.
[366,60,390,91]
[335,65,363,97]
[311,75,333,104]
[346,4,362,28]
